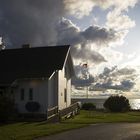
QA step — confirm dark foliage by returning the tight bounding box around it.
[25,101,40,112]
[103,95,130,112]
[82,102,96,110]
[0,96,17,122]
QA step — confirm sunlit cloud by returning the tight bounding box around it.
[100,48,124,64]
[106,11,135,30]
[64,0,138,18]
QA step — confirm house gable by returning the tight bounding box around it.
[0,45,70,86]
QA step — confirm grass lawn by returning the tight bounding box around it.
[1,110,140,140]
[65,110,140,124]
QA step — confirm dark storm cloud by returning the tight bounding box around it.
[0,0,65,48]
[72,47,107,64]
[57,18,117,46]
[81,26,116,44]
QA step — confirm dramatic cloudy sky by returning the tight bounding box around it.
[0,0,140,98]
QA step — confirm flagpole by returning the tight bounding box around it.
[86,60,88,99]
[82,61,89,99]
[86,86,88,98]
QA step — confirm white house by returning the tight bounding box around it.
[0,45,74,115]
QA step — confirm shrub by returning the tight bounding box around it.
[0,96,16,122]
[82,102,96,110]
[25,101,40,112]
[103,95,130,112]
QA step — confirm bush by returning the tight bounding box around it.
[103,95,130,112]
[82,102,96,110]
[25,101,40,112]
[0,96,17,122]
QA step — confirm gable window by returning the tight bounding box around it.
[29,88,33,100]
[64,88,67,102]
[20,88,24,101]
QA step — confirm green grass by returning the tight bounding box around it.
[1,110,140,140]
[0,122,86,140]
[65,110,140,124]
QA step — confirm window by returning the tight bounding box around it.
[64,66,67,78]
[29,88,33,100]
[20,88,24,101]
[0,91,3,96]
[64,88,67,102]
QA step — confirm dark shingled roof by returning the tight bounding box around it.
[0,45,70,86]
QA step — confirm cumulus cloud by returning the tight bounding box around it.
[57,17,124,47]
[64,0,138,49]
[106,10,135,30]
[91,66,137,91]
[63,0,95,18]
[64,0,138,18]
[72,65,137,92]
[56,18,128,63]
[81,26,116,44]
[91,79,135,91]
[112,67,136,76]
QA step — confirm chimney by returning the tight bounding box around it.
[22,44,31,48]
[0,37,5,50]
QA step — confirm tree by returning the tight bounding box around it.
[82,102,96,110]
[103,95,130,112]
[0,95,16,122]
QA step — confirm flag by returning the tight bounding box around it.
[82,63,88,68]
